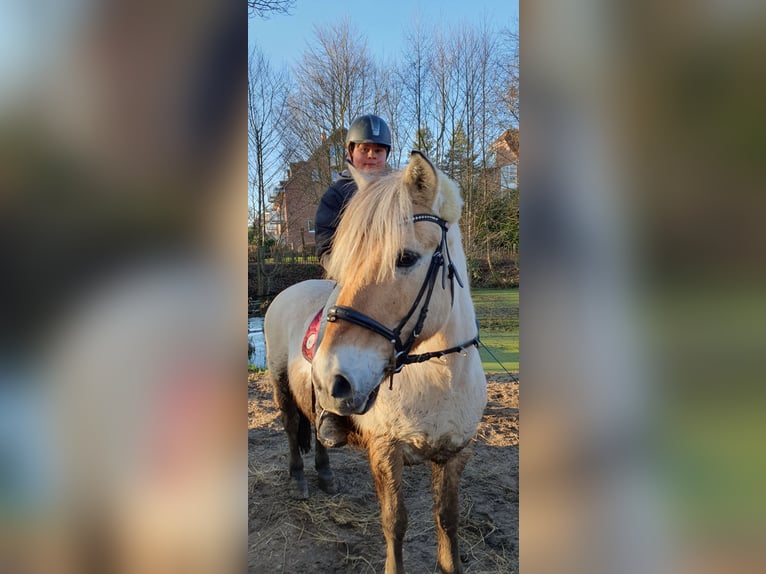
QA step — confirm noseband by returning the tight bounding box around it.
[326,214,480,389]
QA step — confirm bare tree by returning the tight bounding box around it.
[429,28,461,168]
[284,19,378,183]
[401,18,434,158]
[247,0,295,19]
[405,19,516,269]
[500,27,520,127]
[378,60,409,168]
[249,44,289,294]
[475,20,501,266]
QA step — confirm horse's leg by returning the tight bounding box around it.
[368,438,407,574]
[314,436,337,494]
[272,373,309,499]
[431,448,471,574]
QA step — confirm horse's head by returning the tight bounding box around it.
[312,151,465,416]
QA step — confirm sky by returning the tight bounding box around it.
[249,0,519,70]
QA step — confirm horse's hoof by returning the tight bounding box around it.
[318,474,337,494]
[292,479,309,500]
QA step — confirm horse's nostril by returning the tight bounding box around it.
[331,375,353,399]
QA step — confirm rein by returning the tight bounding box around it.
[326,214,480,389]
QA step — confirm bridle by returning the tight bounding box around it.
[326,213,480,390]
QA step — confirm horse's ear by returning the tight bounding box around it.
[404,150,438,207]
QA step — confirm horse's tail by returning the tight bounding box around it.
[297,413,312,454]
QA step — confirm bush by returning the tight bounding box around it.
[467,255,519,288]
[248,262,324,308]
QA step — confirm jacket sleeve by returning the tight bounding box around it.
[314,186,343,261]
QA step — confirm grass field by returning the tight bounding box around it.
[472,288,518,375]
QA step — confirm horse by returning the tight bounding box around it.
[264,150,487,574]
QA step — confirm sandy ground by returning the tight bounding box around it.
[248,372,519,574]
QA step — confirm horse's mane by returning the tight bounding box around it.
[325,169,413,286]
[324,162,463,287]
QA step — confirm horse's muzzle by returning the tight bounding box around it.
[313,370,382,416]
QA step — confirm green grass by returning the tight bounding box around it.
[472,288,518,375]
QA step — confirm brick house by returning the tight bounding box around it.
[269,162,323,252]
[269,131,346,253]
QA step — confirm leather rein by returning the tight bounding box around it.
[326,213,480,390]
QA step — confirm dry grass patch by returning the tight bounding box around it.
[248,373,518,573]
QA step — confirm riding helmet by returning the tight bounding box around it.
[346,114,392,156]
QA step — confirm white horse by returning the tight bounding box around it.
[264,151,487,574]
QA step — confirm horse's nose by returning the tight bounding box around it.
[331,374,353,399]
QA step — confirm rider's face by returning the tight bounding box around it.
[350,143,388,174]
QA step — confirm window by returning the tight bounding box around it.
[307,219,315,233]
[311,169,320,182]
[500,162,518,190]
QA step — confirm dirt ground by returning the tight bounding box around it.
[248,372,519,574]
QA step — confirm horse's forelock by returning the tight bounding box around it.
[325,163,462,286]
[325,170,413,286]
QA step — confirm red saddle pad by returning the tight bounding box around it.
[302,309,323,362]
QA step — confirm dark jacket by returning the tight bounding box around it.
[314,169,358,262]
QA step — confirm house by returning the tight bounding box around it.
[489,128,519,192]
[269,130,346,253]
[269,162,323,252]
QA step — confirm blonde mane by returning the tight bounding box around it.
[324,160,464,287]
[325,170,414,285]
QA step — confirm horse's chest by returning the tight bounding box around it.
[400,405,476,458]
[358,377,486,461]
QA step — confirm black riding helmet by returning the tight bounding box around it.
[346,114,392,159]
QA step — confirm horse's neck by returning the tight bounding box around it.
[447,229,473,313]
[425,237,477,350]
[446,283,477,339]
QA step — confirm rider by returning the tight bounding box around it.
[315,114,392,264]
[313,114,392,447]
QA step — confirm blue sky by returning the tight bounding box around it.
[249,0,519,69]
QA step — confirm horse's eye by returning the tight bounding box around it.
[396,250,420,269]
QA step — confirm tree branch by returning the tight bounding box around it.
[248,0,295,19]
